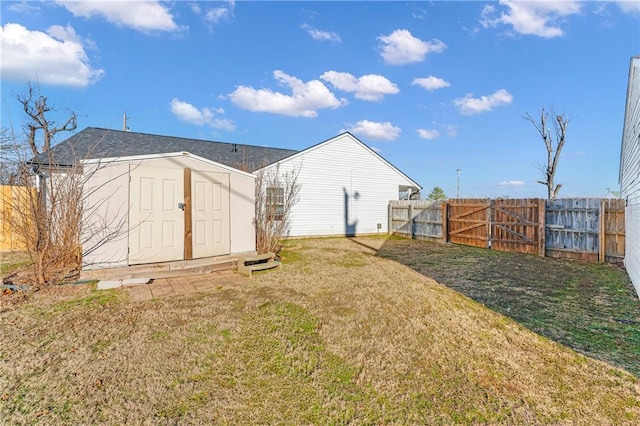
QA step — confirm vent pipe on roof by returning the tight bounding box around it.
[123,112,129,132]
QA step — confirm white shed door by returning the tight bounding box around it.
[192,170,230,258]
[129,166,184,264]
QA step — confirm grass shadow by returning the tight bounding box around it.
[376,236,640,376]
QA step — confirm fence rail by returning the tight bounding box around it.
[389,198,625,264]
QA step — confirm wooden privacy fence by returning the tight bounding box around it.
[389,198,625,263]
[0,184,35,251]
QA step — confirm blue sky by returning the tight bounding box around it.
[1,1,638,198]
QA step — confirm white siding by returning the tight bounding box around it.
[229,170,256,254]
[620,57,640,298]
[82,162,130,269]
[259,133,420,237]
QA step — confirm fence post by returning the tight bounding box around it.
[599,199,606,263]
[538,199,546,257]
[388,203,392,235]
[442,201,448,243]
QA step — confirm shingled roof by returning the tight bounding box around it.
[31,127,298,172]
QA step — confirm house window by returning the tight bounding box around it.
[267,187,285,221]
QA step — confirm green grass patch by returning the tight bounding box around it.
[277,243,307,264]
[161,301,392,424]
[0,260,31,275]
[51,289,123,314]
[0,252,32,275]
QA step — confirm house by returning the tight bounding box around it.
[33,127,420,271]
[620,56,640,298]
[31,127,295,270]
[256,132,421,237]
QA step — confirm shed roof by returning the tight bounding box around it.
[31,127,298,172]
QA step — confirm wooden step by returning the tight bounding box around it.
[238,260,281,277]
[243,252,276,264]
[238,252,281,278]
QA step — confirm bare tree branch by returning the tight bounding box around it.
[16,82,77,156]
[254,164,301,254]
[523,107,570,199]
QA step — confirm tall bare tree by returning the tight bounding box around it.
[524,107,570,199]
[17,82,77,156]
[2,85,81,287]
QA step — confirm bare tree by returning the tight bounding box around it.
[17,82,77,156]
[2,86,128,288]
[254,164,301,254]
[524,107,570,199]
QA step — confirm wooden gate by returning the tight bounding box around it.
[447,199,491,248]
[446,198,544,254]
[600,198,625,264]
[491,198,544,255]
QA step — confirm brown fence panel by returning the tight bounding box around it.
[0,185,34,251]
[389,197,624,264]
[447,198,490,248]
[491,198,543,255]
[602,198,625,264]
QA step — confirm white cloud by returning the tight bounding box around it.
[46,24,82,44]
[412,75,451,91]
[228,70,347,117]
[170,99,235,131]
[498,180,526,187]
[343,120,401,141]
[616,0,640,15]
[454,89,513,115]
[56,0,181,32]
[301,24,341,42]
[8,2,40,13]
[417,129,440,140]
[0,23,104,87]
[480,0,581,38]
[320,71,399,101]
[378,29,446,65]
[203,0,235,25]
[445,124,459,137]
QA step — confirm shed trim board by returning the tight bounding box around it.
[82,151,256,179]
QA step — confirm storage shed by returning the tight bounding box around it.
[81,152,256,269]
[620,56,640,298]
[32,127,295,270]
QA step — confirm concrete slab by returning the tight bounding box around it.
[122,278,151,286]
[97,280,122,290]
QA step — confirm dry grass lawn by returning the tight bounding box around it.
[1,236,639,425]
